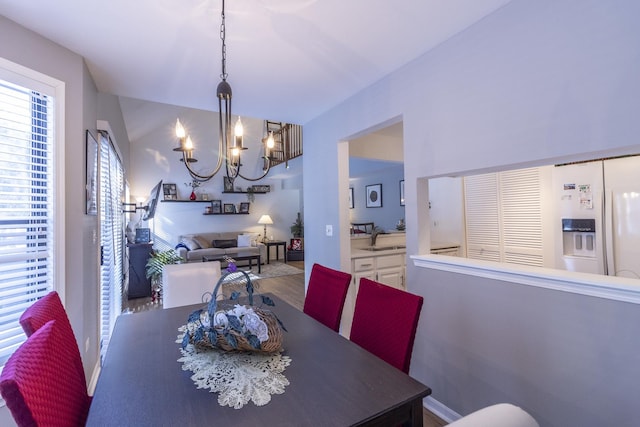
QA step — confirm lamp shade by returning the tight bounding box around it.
[258,214,273,225]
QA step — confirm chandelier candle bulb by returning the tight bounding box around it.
[266,131,275,149]
[234,117,245,149]
[175,118,186,139]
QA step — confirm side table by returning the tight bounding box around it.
[264,240,287,264]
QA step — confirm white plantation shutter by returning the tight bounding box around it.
[0,79,55,368]
[99,131,124,360]
[501,168,543,266]
[464,173,501,261]
[464,168,543,266]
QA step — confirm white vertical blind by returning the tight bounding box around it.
[0,79,55,368]
[99,131,124,360]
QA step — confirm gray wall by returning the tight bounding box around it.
[0,15,107,426]
[303,0,640,425]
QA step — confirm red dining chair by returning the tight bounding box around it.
[350,278,424,374]
[19,291,89,394]
[303,263,352,332]
[0,320,92,427]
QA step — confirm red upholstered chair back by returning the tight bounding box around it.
[350,278,424,374]
[19,291,88,392]
[303,263,352,332]
[0,320,92,427]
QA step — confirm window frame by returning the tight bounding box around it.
[0,58,66,369]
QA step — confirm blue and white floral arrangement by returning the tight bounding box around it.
[182,257,285,353]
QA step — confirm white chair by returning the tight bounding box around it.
[162,261,221,309]
[447,403,538,427]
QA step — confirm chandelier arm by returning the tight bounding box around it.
[181,149,224,182]
[237,156,272,182]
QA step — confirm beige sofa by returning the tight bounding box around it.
[176,231,267,264]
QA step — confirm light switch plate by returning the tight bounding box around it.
[325,224,333,236]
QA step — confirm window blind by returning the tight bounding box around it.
[0,79,55,368]
[99,131,124,360]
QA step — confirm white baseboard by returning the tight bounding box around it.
[87,359,101,395]
[423,396,461,424]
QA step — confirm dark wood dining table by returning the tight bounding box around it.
[86,293,431,426]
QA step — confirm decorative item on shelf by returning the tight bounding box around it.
[223,176,234,192]
[145,249,184,304]
[182,258,286,353]
[211,200,222,214]
[290,212,303,238]
[163,183,177,200]
[258,214,273,243]
[239,202,250,214]
[172,0,277,183]
[185,179,201,200]
[251,185,271,193]
[223,203,236,213]
[246,187,255,202]
[205,206,212,214]
[396,218,406,231]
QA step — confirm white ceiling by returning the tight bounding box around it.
[1,0,512,125]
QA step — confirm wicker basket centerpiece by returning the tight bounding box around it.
[181,260,285,354]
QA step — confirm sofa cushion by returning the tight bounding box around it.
[237,234,252,247]
[213,239,237,249]
[193,235,211,249]
[242,233,260,247]
[180,237,201,251]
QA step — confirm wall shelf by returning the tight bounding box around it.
[203,212,250,216]
[222,191,267,194]
[161,199,212,203]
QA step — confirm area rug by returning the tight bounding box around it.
[249,262,304,279]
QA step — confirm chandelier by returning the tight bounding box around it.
[173,0,275,183]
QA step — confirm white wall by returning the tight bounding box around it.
[303,1,640,425]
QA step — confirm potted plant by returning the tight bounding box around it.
[145,249,184,303]
[290,212,304,238]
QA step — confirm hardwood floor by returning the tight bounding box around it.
[122,260,446,426]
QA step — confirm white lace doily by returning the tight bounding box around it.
[176,326,291,409]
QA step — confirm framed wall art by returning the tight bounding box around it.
[239,202,250,213]
[211,200,222,214]
[85,130,98,215]
[163,183,177,200]
[366,184,383,208]
[223,203,236,213]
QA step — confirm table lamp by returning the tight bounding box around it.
[258,214,273,242]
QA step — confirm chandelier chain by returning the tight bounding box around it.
[175,0,274,183]
[220,0,227,81]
